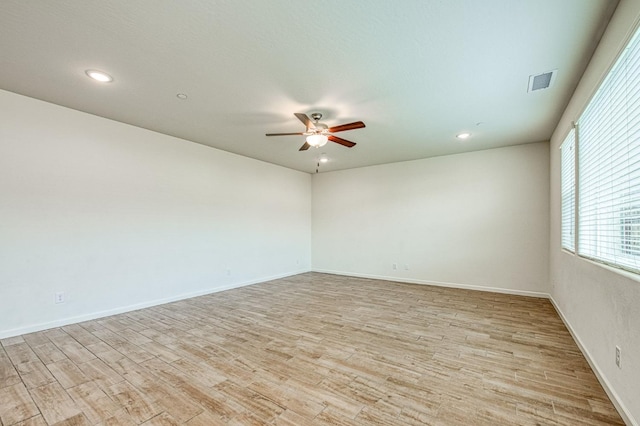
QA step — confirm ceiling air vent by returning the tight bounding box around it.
[528,69,557,92]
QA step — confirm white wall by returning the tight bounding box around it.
[0,90,311,338]
[312,142,550,296]
[549,0,640,423]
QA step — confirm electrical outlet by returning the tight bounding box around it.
[615,346,621,368]
[392,263,398,270]
[55,292,65,304]
[404,264,409,270]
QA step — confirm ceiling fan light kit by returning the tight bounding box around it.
[306,134,328,147]
[266,112,365,152]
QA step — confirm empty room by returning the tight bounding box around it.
[1,1,639,425]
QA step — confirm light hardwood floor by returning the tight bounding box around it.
[0,273,624,425]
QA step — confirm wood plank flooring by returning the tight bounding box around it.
[0,272,624,425]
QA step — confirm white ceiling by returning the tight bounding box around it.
[0,0,617,173]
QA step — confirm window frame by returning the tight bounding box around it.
[560,126,577,253]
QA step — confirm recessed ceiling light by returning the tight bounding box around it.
[456,132,471,140]
[176,93,188,100]
[85,70,113,83]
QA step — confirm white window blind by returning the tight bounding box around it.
[561,128,576,252]
[578,26,640,274]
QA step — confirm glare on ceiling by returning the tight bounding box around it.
[456,132,471,140]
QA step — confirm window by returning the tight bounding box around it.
[561,128,576,252]
[576,25,640,274]
[620,201,640,256]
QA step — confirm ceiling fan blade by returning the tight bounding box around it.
[328,135,356,148]
[294,113,315,129]
[328,121,365,133]
[265,132,304,136]
[299,142,311,151]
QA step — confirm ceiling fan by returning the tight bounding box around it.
[266,113,365,151]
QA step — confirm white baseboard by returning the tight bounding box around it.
[0,269,310,339]
[312,268,549,298]
[548,296,637,426]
